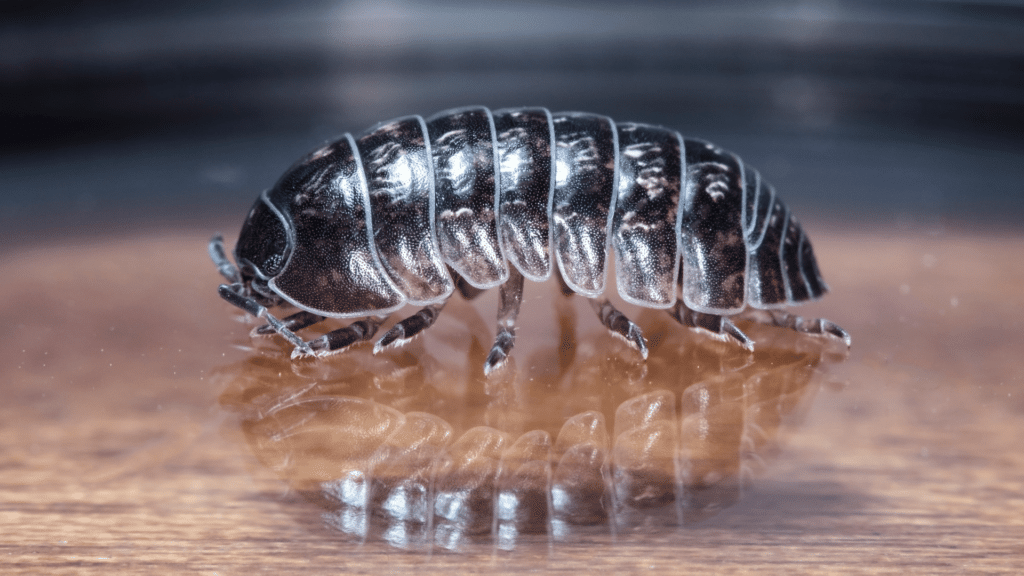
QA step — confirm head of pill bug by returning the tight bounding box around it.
[233,196,291,304]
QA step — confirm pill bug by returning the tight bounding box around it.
[209,106,850,374]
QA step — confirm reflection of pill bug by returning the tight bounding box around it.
[209,106,851,374]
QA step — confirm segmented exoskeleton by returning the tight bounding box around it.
[209,106,850,374]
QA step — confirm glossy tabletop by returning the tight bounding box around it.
[2,227,1022,574]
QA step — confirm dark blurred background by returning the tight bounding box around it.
[2,0,1023,247]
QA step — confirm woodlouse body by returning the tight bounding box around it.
[210,106,850,373]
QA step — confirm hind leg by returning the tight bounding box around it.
[740,309,851,347]
[484,267,525,375]
[667,301,754,350]
[590,298,649,360]
[551,263,648,359]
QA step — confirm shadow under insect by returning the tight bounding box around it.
[218,303,847,551]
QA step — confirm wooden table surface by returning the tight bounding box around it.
[2,227,1022,574]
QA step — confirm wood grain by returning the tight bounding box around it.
[1,229,1022,574]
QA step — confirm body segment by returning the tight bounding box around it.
[427,107,508,289]
[550,113,619,298]
[612,123,683,308]
[493,107,555,282]
[260,134,405,317]
[680,139,748,315]
[357,115,453,305]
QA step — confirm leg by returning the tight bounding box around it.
[590,298,649,360]
[667,301,754,351]
[450,267,486,301]
[217,283,313,355]
[211,235,315,348]
[301,316,387,358]
[253,310,326,337]
[484,267,525,375]
[740,309,852,347]
[373,301,448,353]
[554,267,575,297]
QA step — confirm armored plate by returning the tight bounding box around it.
[781,210,811,303]
[747,196,788,308]
[550,112,619,297]
[493,107,555,282]
[611,123,684,308]
[357,115,454,305]
[426,107,509,288]
[745,171,775,250]
[680,139,748,315]
[800,230,828,299]
[265,134,405,316]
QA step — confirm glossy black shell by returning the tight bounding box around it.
[236,106,827,318]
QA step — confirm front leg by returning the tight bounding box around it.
[300,316,388,358]
[253,310,326,337]
[217,283,313,355]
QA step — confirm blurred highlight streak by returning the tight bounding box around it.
[3,0,1023,150]
[3,0,1024,246]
